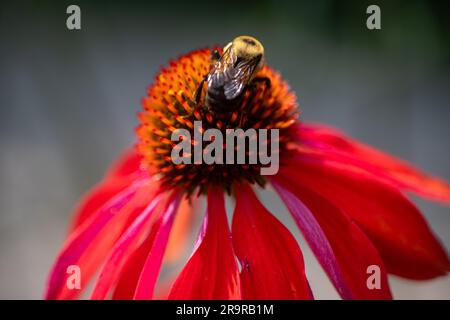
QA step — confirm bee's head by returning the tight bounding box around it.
[232,35,265,72]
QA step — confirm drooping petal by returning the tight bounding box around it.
[232,183,311,300]
[105,148,144,179]
[112,218,163,300]
[69,148,145,232]
[168,188,240,299]
[283,154,450,279]
[46,181,140,299]
[68,177,134,232]
[90,193,165,299]
[296,123,450,203]
[272,177,392,299]
[164,196,197,264]
[133,192,182,300]
[112,193,193,300]
[45,179,156,299]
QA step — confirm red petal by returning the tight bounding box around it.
[272,176,392,299]
[68,177,134,232]
[113,195,196,300]
[168,189,240,299]
[112,217,163,300]
[283,154,450,279]
[90,194,164,299]
[69,148,145,232]
[45,182,139,299]
[164,196,197,264]
[296,124,450,203]
[45,179,156,299]
[133,193,182,300]
[105,148,143,179]
[232,184,311,299]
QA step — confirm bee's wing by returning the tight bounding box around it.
[208,47,259,100]
[207,45,236,87]
[223,58,259,100]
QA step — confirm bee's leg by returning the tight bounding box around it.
[180,77,207,119]
[194,76,207,105]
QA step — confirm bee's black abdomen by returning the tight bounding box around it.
[205,83,243,113]
[206,68,244,112]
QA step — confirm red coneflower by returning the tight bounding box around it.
[45,43,450,300]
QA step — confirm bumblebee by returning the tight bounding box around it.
[195,36,270,115]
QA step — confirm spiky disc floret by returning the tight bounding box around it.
[136,48,300,195]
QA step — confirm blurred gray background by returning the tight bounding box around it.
[0,0,449,299]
